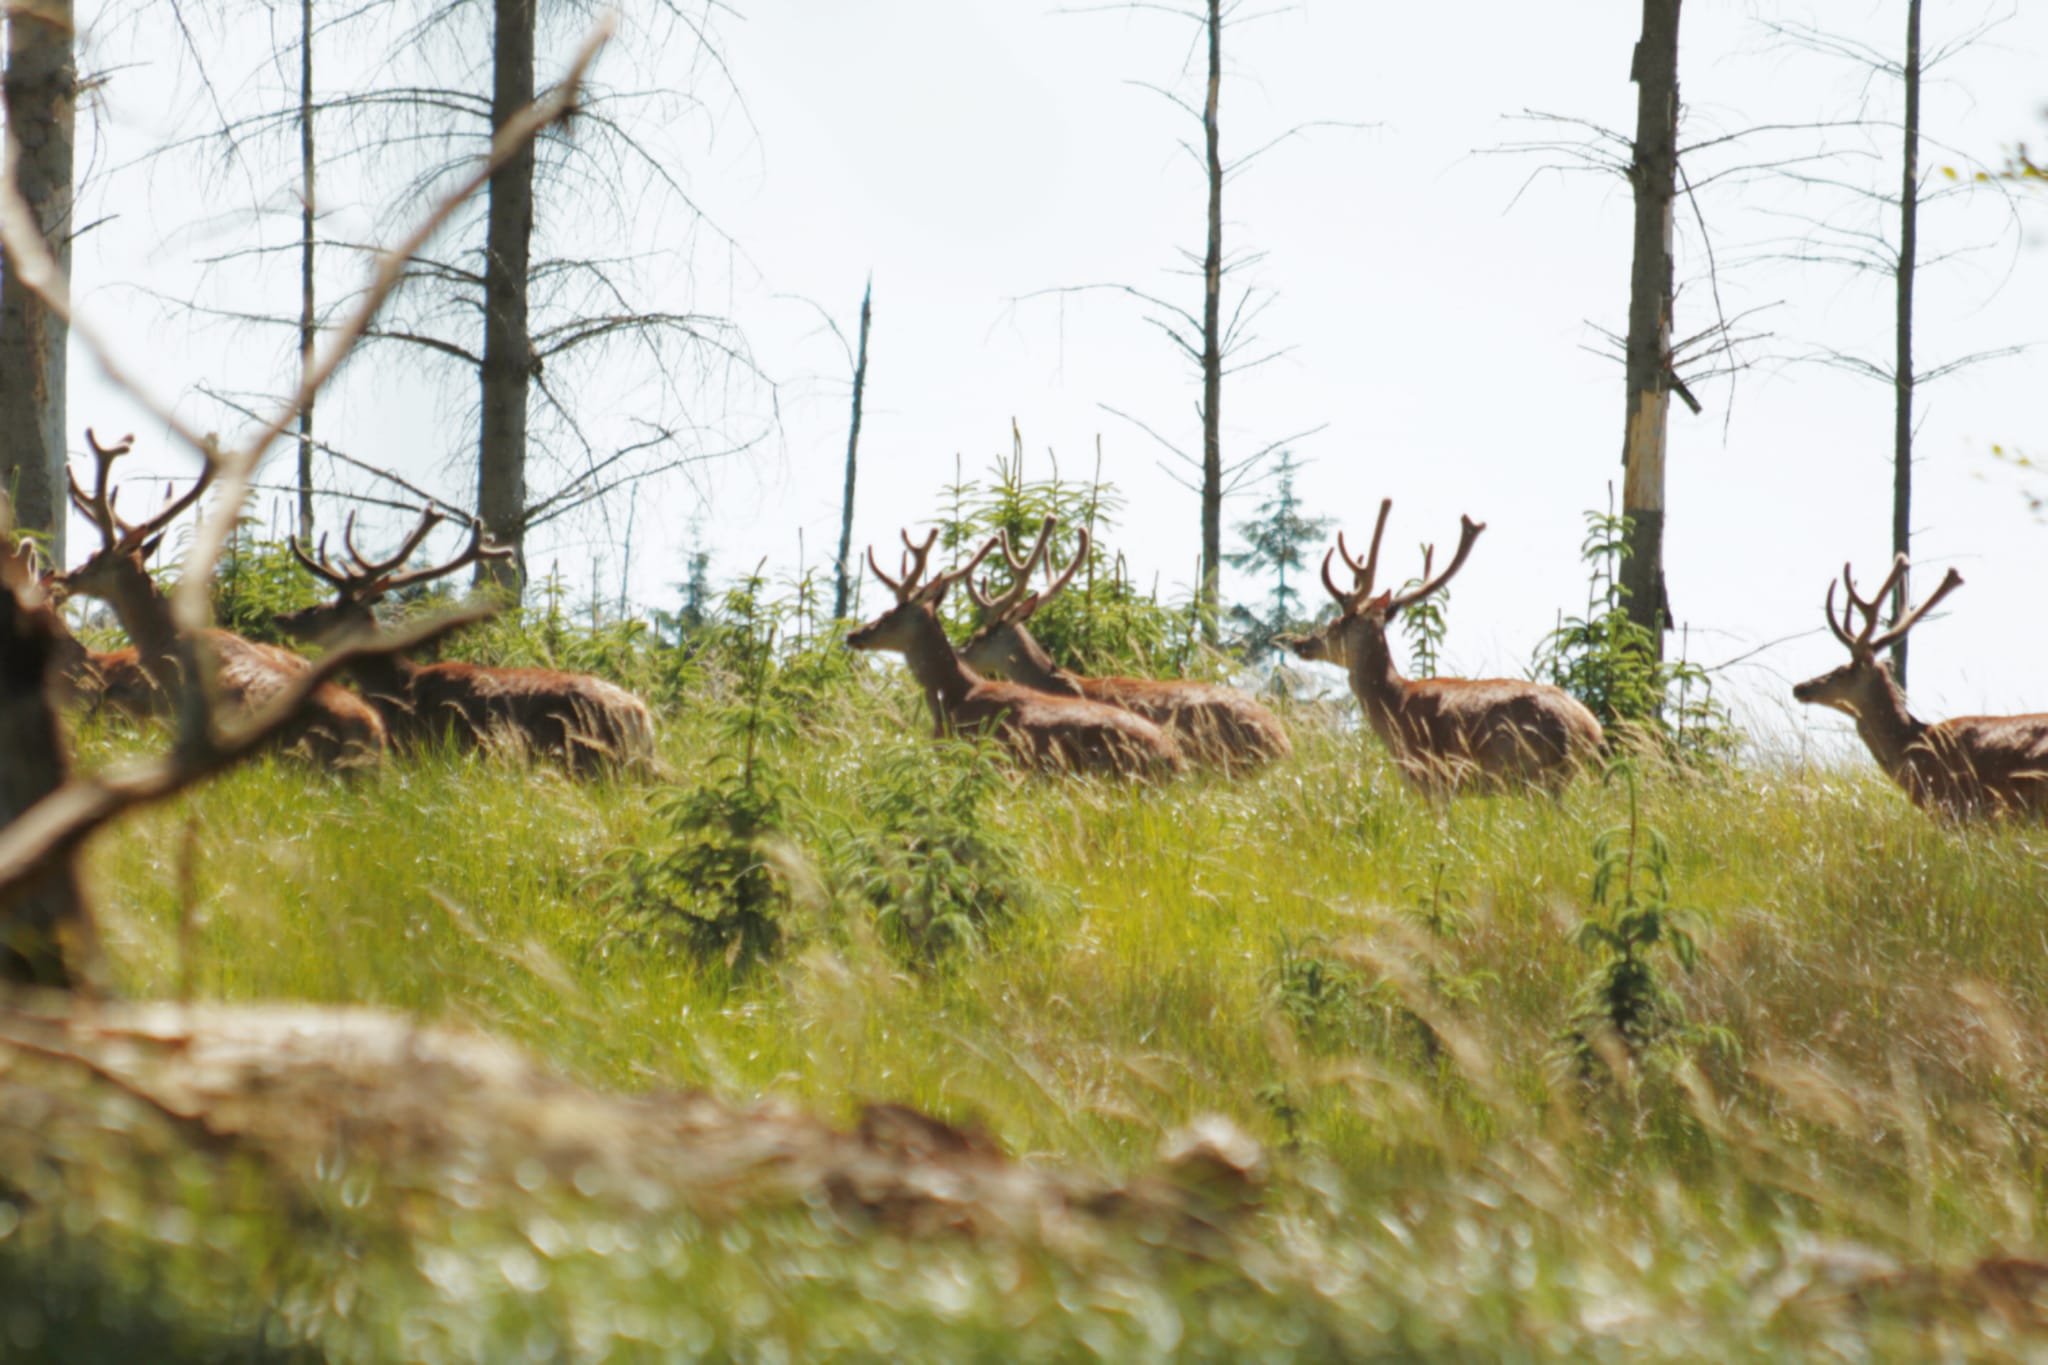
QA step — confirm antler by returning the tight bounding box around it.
[969,518,1088,627]
[965,516,1058,625]
[1825,555,1964,655]
[290,507,510,604]
[66,429,217,560]
[1387,515,1484,613]
[865,528,940,602]
[1321,501,1485,616]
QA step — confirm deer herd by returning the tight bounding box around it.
[30,431,2048,823]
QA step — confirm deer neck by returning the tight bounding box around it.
[92,556,184,682]
[900,606,981,714]
[1004,624,1086,697]
[1849,674,1930,780]
[1345,620,1412,732]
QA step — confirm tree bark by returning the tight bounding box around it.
[0,581,99,990]
[1889,0,1921,687]
[832,277,872,622]
[296,0,317,540]
[1198,0,1223,642]
[1618,0,1682,654]
[475,0,536,596]
[0,0,75,568]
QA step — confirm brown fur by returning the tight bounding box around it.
[848,596,1186,781]
[1794,657,2048,821]
[54,563,385,766]
[1288,506,1601,796]
[336,647,657,777]
[959,623,1290,771]
[1792,558,2048,821]
[1293,612,1602,794]
[276,514,656,778]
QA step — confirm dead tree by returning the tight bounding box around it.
[1618,0,1684,651]
[0,17,609,989]
[119,0,773,599]
[0,0,75,565]
[477,0,537,593]
[1758,5,2025,689]
[1022,0,1345,641]
[295,0,316,538]
[833,278,873,623]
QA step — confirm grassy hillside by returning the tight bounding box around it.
[11,661,2048,1359]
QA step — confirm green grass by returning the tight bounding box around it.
[13,676,2048,1360]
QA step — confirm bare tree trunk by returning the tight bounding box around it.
[1618,0,1682,654]
[832,277,872,622]
[0,0,74,568]
[1889,0,1921,686]
[1198,0,1223,642]
[0,586,98,990]
[476,0,536,595]
[296,0,317,539]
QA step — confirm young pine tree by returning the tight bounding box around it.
[1225,451,1331,661]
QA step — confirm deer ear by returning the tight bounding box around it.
[1366,589,1395,620]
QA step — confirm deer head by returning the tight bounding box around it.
[844,529,995,655]
[277,507,512,645]
[58,429,215,602]
[1285,499,1484,671]
[1792,556,1963,722]
[956,516,1089,690]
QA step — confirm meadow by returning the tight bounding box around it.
[8,619,2048,1361]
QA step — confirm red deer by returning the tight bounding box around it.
[276,509,655,776]
[1285,500,1602,795]
[958,516,1291,772]
[845,528,1186,780]
[55,431,387,765]
[1793,556,2048,820]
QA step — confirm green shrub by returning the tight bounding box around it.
[1532,501,1735,761]
[828,738,1044,962]
[596,572,798,975]
[1556,759,1732,1084]
[928,422,1202,677]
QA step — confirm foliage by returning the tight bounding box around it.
[1224,450,1331,661]
[828,739,1045,962]
[1395,552,1450,680]
[1557,759,1730,1084]
[933,423,1201,676]
[1264,929,1367,1047]
[596,571,797,976]
[1532,501,1735,760]
[202,525,329,646]
[45,659,2048,1359]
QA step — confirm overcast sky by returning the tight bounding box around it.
[59,0,2048,744]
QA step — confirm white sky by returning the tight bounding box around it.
[54,0,2048,744]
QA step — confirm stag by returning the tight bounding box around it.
[1793,557,2048,820]
[1285,500,1602,795]
[276,510,655,776]
[845,529,1186,779]
[55,431,387,765]
[958,517,1290,771]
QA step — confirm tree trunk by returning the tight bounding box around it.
[1889,0,1921,686]
[296,0,317,540]
[0,584,99,990]
[832,277,872,622]
[475,0,536,596]
[1198,0,1223,642]
[0,0,75,568]
[1618,0,1682,653]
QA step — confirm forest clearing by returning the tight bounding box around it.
[3,0,2046,1358]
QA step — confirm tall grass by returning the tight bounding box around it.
[16,652,2048,1357]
